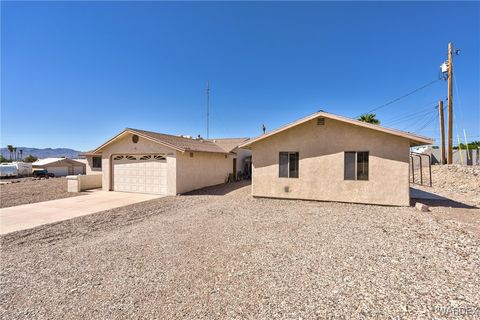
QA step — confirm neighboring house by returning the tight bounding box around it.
[32,158,86,176]
[239,111,433,206]
[86,128,251,195]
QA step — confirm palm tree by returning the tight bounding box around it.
[19,149,23,160]
[7,145,14,161]
[13,147,17,161]
[358,113,380,125]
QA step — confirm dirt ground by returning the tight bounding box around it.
[0,177,83,208]
[1,177,479,319]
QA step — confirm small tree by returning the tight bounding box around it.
[0,154,8,163]
[23,155,38,163]
[358,113,380,125]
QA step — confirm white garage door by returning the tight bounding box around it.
[47,166,69,177]
[113,154,167,195]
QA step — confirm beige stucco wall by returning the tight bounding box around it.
[99,133,177,196]
[176,151,234,194]
[85,156,103,175]
[250,118,411,206]
[67,174,102,192]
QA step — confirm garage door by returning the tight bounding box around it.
[47,166,69,177]
[112,154,167,195]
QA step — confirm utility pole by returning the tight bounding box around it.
[438,100,446,164]
[206,81,210,139]
[447,42,453,164]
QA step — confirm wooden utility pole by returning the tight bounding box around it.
[438,100,446,164]
[447,42,453,164]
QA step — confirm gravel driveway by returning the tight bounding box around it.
[0,177,83,208]
[1,181,479,319]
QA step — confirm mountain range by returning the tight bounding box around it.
[0,147,83,160]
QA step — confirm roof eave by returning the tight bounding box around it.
[239,111,434,148]
[93,129,186,153]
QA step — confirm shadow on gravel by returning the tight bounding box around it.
[410,188,478,209]
[183,180,250,196]
[411,198,478,209]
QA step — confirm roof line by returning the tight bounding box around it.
[93,129,186,153]
[239,111,433,148]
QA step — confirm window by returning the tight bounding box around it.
[344,152,369,180]
[92,156,102,169]
[279,152,299,178]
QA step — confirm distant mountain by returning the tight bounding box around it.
[0,147,84,160]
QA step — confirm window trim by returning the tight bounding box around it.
[344,151,369,181]
[92,156,102,169]
[279,151,299,179]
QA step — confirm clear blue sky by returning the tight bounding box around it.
[2,1,479,151]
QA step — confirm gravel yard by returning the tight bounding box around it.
[1,180,479,319]
[412,165,480,206]
[0,177,83,208]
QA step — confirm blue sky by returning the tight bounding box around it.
[2,1,479,151]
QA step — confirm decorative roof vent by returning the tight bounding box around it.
[317,117,325,126]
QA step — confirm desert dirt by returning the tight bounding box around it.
[0,177,84,209]
[1,166,479,319]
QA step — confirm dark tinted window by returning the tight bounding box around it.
[289,152,299,178]
[279,152,299,178]
[357,152,369,180]
[344,152,368,180]
[92,156,102,169]
[344,152,356,180]
[279,152,289,177]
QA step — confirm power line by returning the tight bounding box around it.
[383,107,436,126]
[357,79,440,117]
[401,106,440,132]
[415,112,438,133]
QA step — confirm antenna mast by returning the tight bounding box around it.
[206,81,210,139]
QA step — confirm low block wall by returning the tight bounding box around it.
[67,174,102,192]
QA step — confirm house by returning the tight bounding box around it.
[32,158,86,176]
[85,128,250,195]
[239,111,433,206]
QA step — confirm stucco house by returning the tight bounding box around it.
[85,128,250,195]
[239,111,433,206]
[32,158,86,176]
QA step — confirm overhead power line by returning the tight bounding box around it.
[357,79,440,117]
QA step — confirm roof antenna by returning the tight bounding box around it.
[206,81,210,139]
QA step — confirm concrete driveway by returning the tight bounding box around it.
[0,191,163,234]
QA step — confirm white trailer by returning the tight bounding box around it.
[0,163,18,177]
[13,162,32,176]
